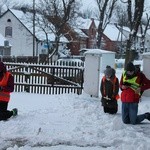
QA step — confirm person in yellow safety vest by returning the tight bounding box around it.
[100,66,119,114]
[0,62,18,121]
[120,62,150,125]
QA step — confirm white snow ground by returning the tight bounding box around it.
[0,68,150,150]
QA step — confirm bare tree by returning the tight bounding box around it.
[37,0,80,59]
[115,4,129,27]
[95,0,118,48]
[139,13,150,53]
[0,0,10,15]
[34,13,56,55]
[139,3,150,54]
[123,0,145,66]
[80,8,95,19]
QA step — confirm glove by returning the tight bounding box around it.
[0,86,3,92]
[123,82,131,86]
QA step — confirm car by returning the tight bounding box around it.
[56,58,84,67]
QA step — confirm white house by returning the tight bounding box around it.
[0,9,68,56]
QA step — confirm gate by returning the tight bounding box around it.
[6,63,84,95]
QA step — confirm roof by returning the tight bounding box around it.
[104,24,127,41]
[82,48,115,55]
[94,20,128,41]
[76,17,93,29]
[73,28,88,38]
[9,9,69,42]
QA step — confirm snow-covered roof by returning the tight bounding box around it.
[83,48,115,55]
[94,20,128,41]
[76,17,93,29]
[73,28,88,38]
[10,9,68,43]
[103,24,127,41]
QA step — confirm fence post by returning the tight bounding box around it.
[24,66,30,92]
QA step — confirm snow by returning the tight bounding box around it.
[84,49,115,55]
[1,64,150,150]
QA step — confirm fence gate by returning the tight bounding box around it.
[6,63,84,95]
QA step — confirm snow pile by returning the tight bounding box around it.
[0,89,150,150]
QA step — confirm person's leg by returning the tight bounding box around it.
[129,103,145,125]
[0,102,13,121]
[109,107,118,114]
[103,107,109,113]
[111,102,118,114]
[122,102,130,124]
[0,101,8,111]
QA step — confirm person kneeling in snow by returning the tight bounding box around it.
[0,62,17,121]
[120,62,150,125]
[100,66,119,114]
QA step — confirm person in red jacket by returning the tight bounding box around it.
[0,62,18,121]
[120,62,150,125]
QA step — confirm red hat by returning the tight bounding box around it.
[0,62,6,73]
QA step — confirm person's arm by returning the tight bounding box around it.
[120,73,131,90]
[114,78,119,95]
[140,73,150,92]
[100,79,104,96]
[2,74,14,92]
[120,74,125,90]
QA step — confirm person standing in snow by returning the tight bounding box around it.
[0,62,18,121]
[120,62,150,125]
[100,66,119,114]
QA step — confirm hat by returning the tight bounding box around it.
[104,67,113,77]
[0,62,6,73]
[126,62,135,72]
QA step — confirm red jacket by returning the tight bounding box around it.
[0,71,14,102]
[120,71,150,103]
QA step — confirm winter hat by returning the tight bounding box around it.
[0,62,6,73]
[111,68,116,78]
[104,67,113,77]
[126,62,135,72]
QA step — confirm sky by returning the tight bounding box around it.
[1,0,150,12]
[1,60,150,150]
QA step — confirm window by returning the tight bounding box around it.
[5,26,12,37]
[7,19,11,22]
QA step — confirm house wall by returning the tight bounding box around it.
[81,19,97,49]
[87,20,97,49]
[101,34,118,52]
[69,41,80,55]
[0,11,37,56]
[63,28,87,55]
[145,34,150,52]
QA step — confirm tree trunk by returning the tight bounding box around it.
[125,38,137,68]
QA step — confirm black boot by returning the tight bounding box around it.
[11,108,18,117]
[145,112,150,121]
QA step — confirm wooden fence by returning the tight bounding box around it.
[6,63,84,95]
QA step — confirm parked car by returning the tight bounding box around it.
[56,58,84,67]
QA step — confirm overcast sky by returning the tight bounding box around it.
[2,0,150,18]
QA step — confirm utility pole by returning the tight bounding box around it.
[33,0,35,56]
